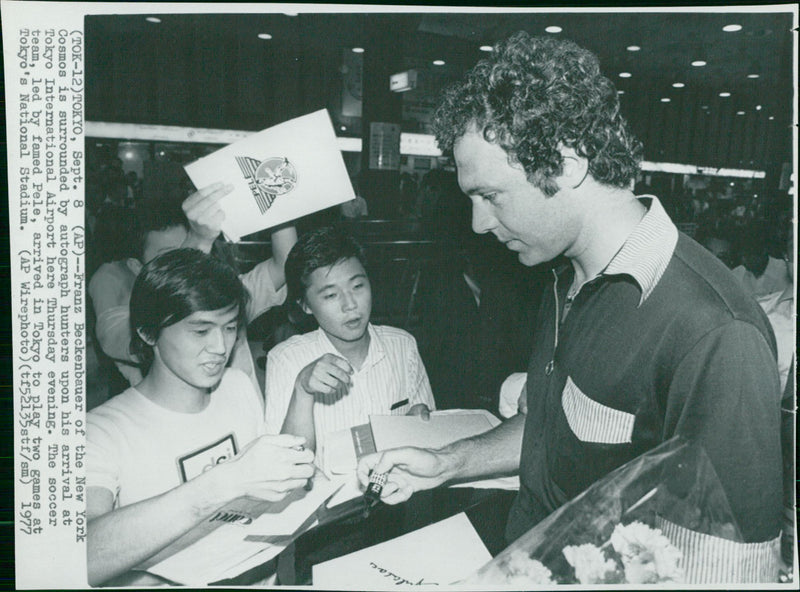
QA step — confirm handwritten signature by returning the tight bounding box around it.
[369,561,438,586]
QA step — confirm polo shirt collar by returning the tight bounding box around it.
[315,323,386,372]
[602,195,678,305]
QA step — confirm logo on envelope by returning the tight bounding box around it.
[235,156,297,214]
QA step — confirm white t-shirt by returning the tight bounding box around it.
[87,369,264,508]
[264,324,436,459]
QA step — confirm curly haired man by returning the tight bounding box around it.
[359,33,782,583]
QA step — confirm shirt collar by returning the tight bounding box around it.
[602,195,679,305]
[315,323,386,371]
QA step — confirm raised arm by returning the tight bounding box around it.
[357,412,525,504]
[264,224,298,292]
[87,433,314,586]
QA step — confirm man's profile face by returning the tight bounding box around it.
[301,257,372,351]
[142,225,189,264]
[150,303,239,392]
[454,130,577,267]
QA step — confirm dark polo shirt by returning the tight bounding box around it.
[506,197,782,550]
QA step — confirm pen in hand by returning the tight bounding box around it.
[293,444,314,491]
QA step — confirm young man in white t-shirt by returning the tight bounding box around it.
[265,226,435,462]
[87,248,314,586]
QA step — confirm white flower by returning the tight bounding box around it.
[500,549,555,585]
[610,521,683,583]
[562,543,618,584]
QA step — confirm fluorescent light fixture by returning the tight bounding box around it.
[626,45,641,51]
[351,47,365,53]
[722,24,742,32]
[618,72,632,78]
[640,160,765,179]
[432,59,445,66]
[672,82,685,88]
[691,60,707,67]
[719,92,731,97]
[545,26,562,33]
[660,98,671,103]
[736,111,745,115]
[257,33,273,40]
[479,45,494,52]
[747,73,760,79]
[145,17,161,23]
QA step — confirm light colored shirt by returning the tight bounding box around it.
[87,368,264,508]
[731,256,791,299]
[264,324,435,459]
[757,287,795,393]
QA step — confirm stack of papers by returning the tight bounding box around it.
[137,473,345,585]
[312,513,492,589]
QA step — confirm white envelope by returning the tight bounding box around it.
[184,109,355,241]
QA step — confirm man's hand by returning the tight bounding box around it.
[406,404,431,421]
[356,447,453,504]
[296,353,353,398]
[181,182,234,252]
[213,434,315,502]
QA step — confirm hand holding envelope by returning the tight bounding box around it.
[184,109,355,242]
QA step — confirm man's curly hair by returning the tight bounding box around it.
[433,32,642,197]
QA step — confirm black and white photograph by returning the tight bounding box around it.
[4,3,797,589]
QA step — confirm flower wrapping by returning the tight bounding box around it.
[466,437,781,585]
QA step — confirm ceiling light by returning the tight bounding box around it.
[432,59,445,66]
[626,45,641,51]
[618,72,632,78]
[351,47,365,53]
[145,17,161,23]
[660,98,671,103]
[747,73,760,79]
[691,60,707,67]
[479,45,494,52]
[545,26,562,34]
[672,82,685,88]
[340,125,347,131]
[617,90,625,95]
[722,24,742,32]
[701,105,709,109]
[257,33,273,40]
[736,111,745,115]
[719,92,731,97]
[768,116,775,120]
[755,105,762,111]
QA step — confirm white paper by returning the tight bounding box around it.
[184,109,355,241]
[312,513,492,589]
[370,409,500,452]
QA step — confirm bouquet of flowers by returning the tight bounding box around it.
[466,437,781,585]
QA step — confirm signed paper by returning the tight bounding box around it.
[184,109,354,241]
[312,513,492,589]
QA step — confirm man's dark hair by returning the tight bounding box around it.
[285,226,367,307]
[433,31,643,197]
[129,248,249,372]
[134,198,190,261]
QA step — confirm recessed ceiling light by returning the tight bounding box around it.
[618,72,632,78]
[719,92,731,97]
[340,125,347,131]
[257,33,273,40]
[722,24,742,32]
[626,45,641,51]
[432,59,445,66]
[768,116,775,120]
[545,26,562,34]
[672,82,685,88]
[351,47,365,54]
[145,17,161,23]
[747,73,760,79]
[736,111,745,115]
[479,45,494,52]
[691,60,707,67]
[660,98,671,103]
[755,105,762,111]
